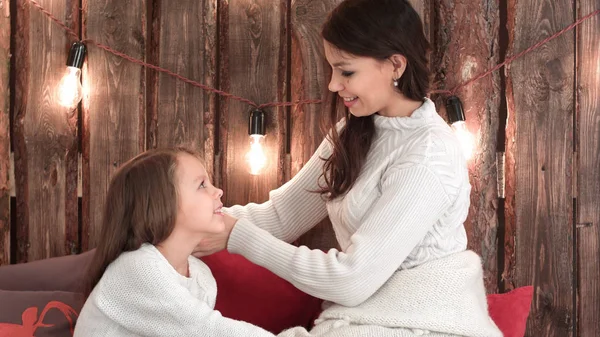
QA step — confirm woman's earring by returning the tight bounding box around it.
[393,78,399,87]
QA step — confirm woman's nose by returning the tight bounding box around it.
[328,75,343,92]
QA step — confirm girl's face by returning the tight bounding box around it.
[174,153,225,235]
[324,41,404,118]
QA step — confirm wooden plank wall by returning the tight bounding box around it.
[0,0,10,266]
[2,1,600,336]
[81,0,147,250]
[218,0,288,207]
[431,0,501,294]
[576,0,600,336]
[505,1,576,336]
[148,0,217,173]
[13,0,79,263]
[290,0,343,250]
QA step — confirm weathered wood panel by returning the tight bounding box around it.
[576,0,600,336]
[408,0,431,41]
[432,0,500,293]
[290,0,343,250]
[0,0,11,265]
[149,0,217,179]
[81,0,147,250]
[218,0,288,206]
[505,1,575,336]
[13,0,79,262]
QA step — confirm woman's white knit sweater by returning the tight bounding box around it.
[73,244,276,337]
[225,98,471,307]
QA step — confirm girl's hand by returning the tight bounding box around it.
[192,213,237,258]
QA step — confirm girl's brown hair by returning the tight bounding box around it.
[84,147,200,296]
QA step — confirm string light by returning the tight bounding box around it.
[57,42,86,110]
[30,0,595,113]
[28,0,596,169]
[446,96,475,160]
[246,109,268,175]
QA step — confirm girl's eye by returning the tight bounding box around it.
[341,71,354,77]
[198,182,206,189]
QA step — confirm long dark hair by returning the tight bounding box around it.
[84,147,201,296]
[319,0,431,199]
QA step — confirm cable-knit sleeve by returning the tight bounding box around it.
[223,137,332,243]
[227,162,454,307]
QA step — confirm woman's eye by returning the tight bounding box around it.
[198,182,206,189]
[341,71,354,77]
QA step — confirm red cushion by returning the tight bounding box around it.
[201,250,323,334]
[487,286,534,337]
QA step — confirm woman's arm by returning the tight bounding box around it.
[94,256,276,337]
[223,137,332,243]
[227,164,452,307]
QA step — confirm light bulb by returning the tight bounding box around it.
[58,67,83,110]
[451,121,475,160]
[57,42,86,111]
[445,95,475,160]
[246,134,268,175]
[246,109,268,175]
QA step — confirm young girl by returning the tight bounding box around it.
[196,0,504,336]
[74,148,277,337]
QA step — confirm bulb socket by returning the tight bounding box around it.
[248,109,266,136]
[67,42,87,69]
[445,95,465,124]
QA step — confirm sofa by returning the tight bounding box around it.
[0,249,533,337]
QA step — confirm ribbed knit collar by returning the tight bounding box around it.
[373,97,437,130]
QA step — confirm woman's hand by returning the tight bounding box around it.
[192,213,238,258]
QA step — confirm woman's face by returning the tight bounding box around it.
[324,41,403,118]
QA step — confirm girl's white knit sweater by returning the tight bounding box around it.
[74,244,276,337]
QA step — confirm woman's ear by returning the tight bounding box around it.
[389,54,407,80]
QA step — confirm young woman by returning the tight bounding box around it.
[74,148,277,337]
[196,0,503,336]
